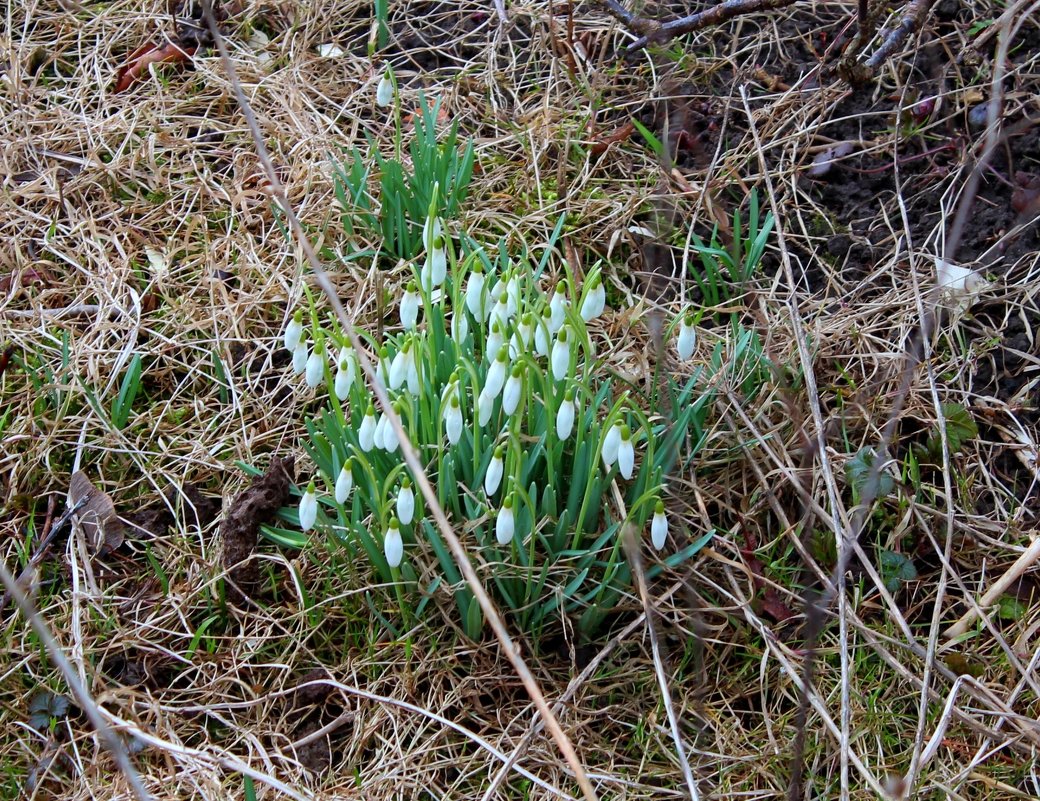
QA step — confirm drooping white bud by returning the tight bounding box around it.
[283,310,304,352]
[677,313,697,361]
[443,394,463,444]
[335,462,353,505]
[616,425,635,480]
[358,404,377,452]
[502,365,523,416]
[651,501,668,551]
[496,497,515,546]
[556,391,576,440]
[400,282,420,330]
[580,276,606,322]
[484,446,504,496]
[299,481,317,532]
[601,422,622,468]
[396,479,415,525]
[551,327,570,380]
[384,518,404,568]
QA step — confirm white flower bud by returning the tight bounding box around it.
[496,497,515,546]
[381,408,401,452]
[677,313,697,361]
[556,392,576,440]
[616,425,635,479]
[283,310,304,352]
[477,387,495,427]
[502,365,523,415]
[486,320,504,362]
[389,341,410,390]
[651,501,668,551]
[305,345,325,388]
[465,268,486,318]
[375,67,394,108]
[505,273,521,318]
[292,342,309,375]
[443,394,463,444]
[396,479,414,525]
[490,296,510,329]
[484,351,508,399]
[423,236,447,290]
[551,327,570,380]
[534,307,551,356]
[299,481,317,532]
[580,277,606,322]
[334,353,355,401]
[384,518,404,568]
[400,283,420,330]
[335,462,353,505]
[358,405,377,452]
[549,284,568,333]
[601,422,622,468]
[484,446,504,496]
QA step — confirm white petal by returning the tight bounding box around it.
[486,326,504,362]
[601,424,621,467]
[617,439,635,479]
[283,317,303,352]
[358,412,377,452]
[334,364,352,401]
[485,358,507,399]
[444,403,463,444]
[335,467,353,504]
[400,290,419,330]
[556,400,575,440]
[376,75,393,108]
[677,322,696,361]
[651,512,668,551]
[427,246,447,287]
[317,43,345,58]
[305,351,324,388]
[502,374,522,415]
[551,337,569,380]
[397,486,415,525]
[389,348,409,390]
[549,289,567,334]
[465,271,486,317]
[384,525,403,568]
[485,456,503,496]
[423,215,442,253]
[299,489,317,532]
[496,508,514,546]
[292,342,308,375]
[382,416,400,452]
[477,388,495,427]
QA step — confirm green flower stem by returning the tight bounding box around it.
[389,564,411,628]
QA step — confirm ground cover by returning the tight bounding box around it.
[1,0,1038,798]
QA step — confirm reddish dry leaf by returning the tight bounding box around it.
[590,121,636,155]
[114,41,196,93]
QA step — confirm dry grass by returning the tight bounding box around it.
[2,0,1039,798]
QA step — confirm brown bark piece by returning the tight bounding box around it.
[220,455,294,604]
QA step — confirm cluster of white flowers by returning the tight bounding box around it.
[280,212,704,566]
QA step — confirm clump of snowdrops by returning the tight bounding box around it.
[276,198,715,640]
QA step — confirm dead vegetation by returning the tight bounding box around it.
[1,0,1039,798]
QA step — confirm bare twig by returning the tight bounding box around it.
[944,537,1040,639]
[198,4,598,799]
[862,0,938,70]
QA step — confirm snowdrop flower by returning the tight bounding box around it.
[496,496,515,546]
[484,350,508,399]
[299,481,317,532]
[423,206,442,252]
[283,310,304,352]
[484,445,504,495]
[406,345,421,395]
[535,306,552,356]
[305,342,325,388]
[400,282,420,330]
[556,388,576,440]
[358,403,377,452]
[549,283,568,334]
[509,313,534,358]
[421,234,448,290]
[384,517,404,568]
[477,387,495,427]
[377,346,391,390]
[334,350,355,401]
[465,266,486,318]
[292,341,309,375]
[502,364,523,415]
[451,310,469,344]
[491,278,505,303]
[551,326,571,380]
[677,312,697,361]
[505,273,521,318]
[580,276,606,322]
[650,500,668,551]
[486,320,505,362]
[616,424,635,480]
[396,478,414,525]
[381,403,401,452]
[490,296,510,329]
[601,421,622,468]
[389,339,411,390]
[335,461,353,505]
[443,394,463,444]
[374,411,389,451]
[375,65,394,108]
